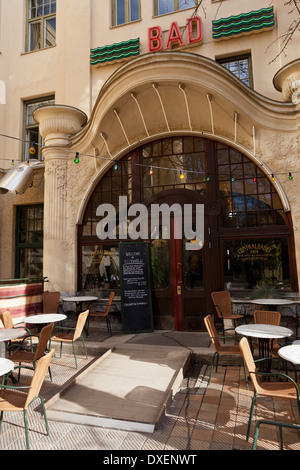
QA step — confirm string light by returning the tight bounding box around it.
[0,133,298,183]
[231,176,235,182]
[149,166,153,175]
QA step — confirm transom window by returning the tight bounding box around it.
[154,0,197,16]
[217,54,253,87]
[27,0,56,52]
[112,0,140,26]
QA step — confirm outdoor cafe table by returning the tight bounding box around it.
[62,296,98,317]
[278,344,300,381]
[0,328,28,357]
[24,314,67,325]
[235,323,293,373]
[0,357,14,376]
[249,298,295,311]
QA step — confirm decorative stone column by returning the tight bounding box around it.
[273,59,300,104]
[33,105,87,292]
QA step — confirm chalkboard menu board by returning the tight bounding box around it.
[119,242,153,334]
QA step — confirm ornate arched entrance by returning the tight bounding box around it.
[78,135,296,330]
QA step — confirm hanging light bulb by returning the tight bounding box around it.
[26,160,29,166]
[149,166,153,175]
[29,143,36,155]
[231,176,235,182]
[271,174,275,182]
[180,170,184,180]
[11,159,14,165]
[74,152,80,164]
[253,175,257,182]
[289,172,293,180]
[206,174,210,182]
[113,161,119,171]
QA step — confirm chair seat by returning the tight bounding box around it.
[89,311,107,318]
[9,350,36,363]
[218,345,242,355]
[50,333,73,343]
[225,314,244,320]
[256,381,300,400]
[0,390,27,411]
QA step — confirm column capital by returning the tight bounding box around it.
[33,104,87,148]
[273,59,300,104]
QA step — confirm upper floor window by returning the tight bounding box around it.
[217,54,253,88]
[112,0,140,26]
[23,96,55,161]
[154,0,197,16]
[26,0,56,52]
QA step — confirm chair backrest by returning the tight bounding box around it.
[0,310,14,329]
[43,291,60,314]
[211,291,232,319]
[204,315,221,352]
[73,310,89,340]
[105,292,115,315]
[34,322,54,361]
[254,310,281,326]
[239,336,263,393]
[25,349,55,408]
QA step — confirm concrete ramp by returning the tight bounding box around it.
[46,347,191,433]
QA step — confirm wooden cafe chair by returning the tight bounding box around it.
[86,292,115,337]
[239,336,300,443]
[0,310,32,353]
[49,310,89,369]
[204,315,248,387]
[0,349,55,450]
[211,291,245,342]
[8,322,54,382]
[42,291,60,314]
[253,309,281,357]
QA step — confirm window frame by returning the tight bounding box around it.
[26,0,56,52]
[154,0,197,17]
[22,96,55,161]
[216,53,253,88]
[15,204,44,279]
[111,0,141,27]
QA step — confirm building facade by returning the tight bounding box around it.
[0,0,300,330]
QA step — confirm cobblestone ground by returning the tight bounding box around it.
[0,350,299,452]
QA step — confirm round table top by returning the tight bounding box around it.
[278,344,300,365]
[62,296,98,303]
[249,298,294,306]
[0,357,14,376]
[235,323,293,339]
[0,328,28,342]
[25,314,66,324]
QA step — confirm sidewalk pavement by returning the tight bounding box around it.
[0,329,299,451]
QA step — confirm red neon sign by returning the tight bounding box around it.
[148,16,203,53]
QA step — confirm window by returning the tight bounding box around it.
[26,0,56,52]
[112,0,140,26]
[15,205,44,279]
[154,0,197,16]
[23,96,55,161]
[217,54,253,87]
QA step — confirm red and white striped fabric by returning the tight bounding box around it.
[0,283,43,326]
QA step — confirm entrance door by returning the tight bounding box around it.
[148,189,215,331]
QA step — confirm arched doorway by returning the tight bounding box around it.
[78,136,297,330]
